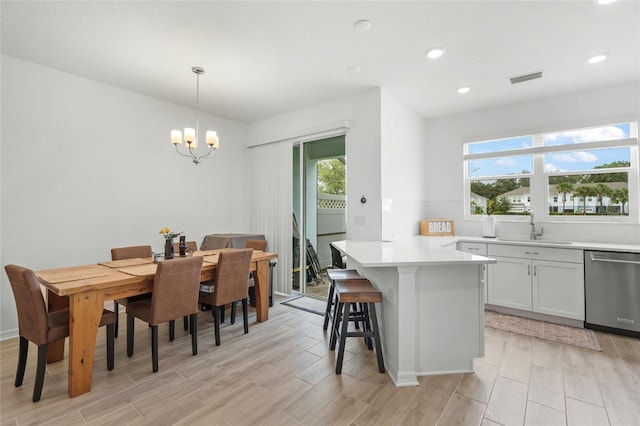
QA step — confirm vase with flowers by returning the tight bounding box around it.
[159,227,182,260]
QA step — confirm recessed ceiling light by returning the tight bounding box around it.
[587,53,608,64]
[425,47,446,59]
[457,87,470,94]
[354,20,372,31]
[348,66,361,74]
[596,0,616,5]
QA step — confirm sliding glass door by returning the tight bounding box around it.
[292,136,346,298]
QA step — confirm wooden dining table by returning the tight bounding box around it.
[35,249,277,398]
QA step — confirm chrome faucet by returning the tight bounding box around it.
[529,212,543,240]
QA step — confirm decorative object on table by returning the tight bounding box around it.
[179,236,187,257]
[159,227,182,260]
[419,218,455,236]
[170,66,220,165]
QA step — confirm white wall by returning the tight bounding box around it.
[380,88,430,238]
[248,88,383,241]
[0,55,249,339]
[423,81,640,244]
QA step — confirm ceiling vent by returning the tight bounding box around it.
[510,71,543,85]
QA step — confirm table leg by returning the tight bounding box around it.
[46,290,68,363]
[254,259,269,322]
[68,291,103,397]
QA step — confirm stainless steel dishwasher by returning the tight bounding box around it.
[585,250,640,337]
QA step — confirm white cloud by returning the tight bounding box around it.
[545,163,562,172]
[495,158,518,166]
[545,126,625,144]
[552,151,598,163]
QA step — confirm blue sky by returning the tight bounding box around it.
[469,124,630,178]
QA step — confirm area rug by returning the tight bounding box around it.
[281,295,326,316]
[485,311,601,351]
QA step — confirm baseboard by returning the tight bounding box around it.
[0,328,18,341]
[485,304,583,328]
[585,322,640,338]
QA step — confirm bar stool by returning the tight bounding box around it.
[323,269,367,332]
[330,279,385,374]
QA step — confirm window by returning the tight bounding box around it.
[464,122,638,221]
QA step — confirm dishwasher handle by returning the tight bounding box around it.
[590,253,640,265]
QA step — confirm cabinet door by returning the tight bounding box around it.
[488,256,532,310]
[533,260,585,320]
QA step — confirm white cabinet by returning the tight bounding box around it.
[487,244,584,320]
[457,242,488,303]
[533,260,584,320]
[489,256,532,310]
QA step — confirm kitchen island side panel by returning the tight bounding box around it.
[349,259,484,385]
[415,263,485,374]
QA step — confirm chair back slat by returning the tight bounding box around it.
[172,241,198,253]
[151,256,203,325]
[245,239,267,251]
[213,249,253,306]
[111,245,152,261]
[5,265,50,345]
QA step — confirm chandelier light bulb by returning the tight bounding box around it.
[171,130,182,145]
[183,128,196,143]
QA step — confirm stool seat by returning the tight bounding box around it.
[335,279,382,304]
[326,269,366,281]
[330,278,385,375]
[323,269,366,332]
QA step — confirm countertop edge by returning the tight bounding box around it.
[455,236,640,253]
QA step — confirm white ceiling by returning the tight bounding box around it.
[2,1,639,124]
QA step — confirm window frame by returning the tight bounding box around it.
[463,122,639,223]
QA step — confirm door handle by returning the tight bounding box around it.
[528,264,531,276]
[534,265,537,276]
[590,254,640,265]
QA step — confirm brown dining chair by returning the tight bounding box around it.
[245,239,267,251]
[125,256,203,372]
[4,264,116,402]
[199,249,252,346]
[245,239,267,313]
[111,245,153,338]
[172,240,198,255]
[169,240,200,333]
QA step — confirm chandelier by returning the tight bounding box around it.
[170,66,219,165]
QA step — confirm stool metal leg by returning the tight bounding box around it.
[330,300,342,350]
[335,302,351,374]
[323,283,335,331]
[369,303,385,373]
[362,303,373,350]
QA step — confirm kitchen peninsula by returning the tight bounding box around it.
[332,238,495,386]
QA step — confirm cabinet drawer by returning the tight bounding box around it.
[458,242,487,255]
[488,244,583,263]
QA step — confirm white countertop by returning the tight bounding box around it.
[455,235,640,253]
[332,238,496,267]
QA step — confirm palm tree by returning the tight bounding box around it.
[613,188,629,215]
[610,190,622,215]
[556,182,574,215]
[594,183,612,214]
[574,186,595,215]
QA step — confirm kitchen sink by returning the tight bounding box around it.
[497,237,573,245]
